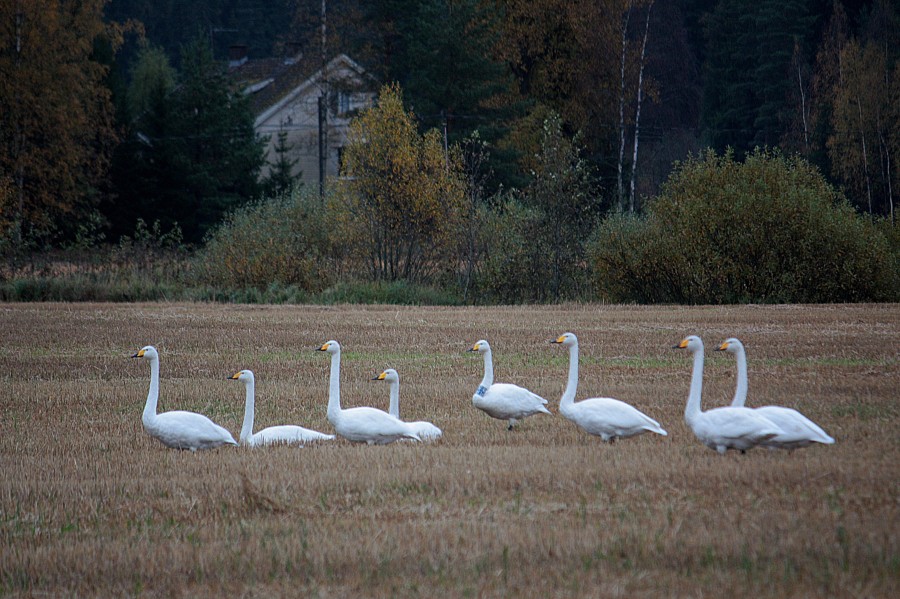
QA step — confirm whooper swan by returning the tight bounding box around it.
[229,369,335,447]
[468,339,551,430]
[373,369,443,441]
[316,341,421,444]
[132,345,237,451]
[674,336,782,454]
[551,332,667,442]
[717,338,835,449]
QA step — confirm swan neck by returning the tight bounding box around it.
[327,350,342,420]
[479,349,494,390]
[731,347,748,407]
[560,344,579,408]
[388,380,400,418]
[142,356,160,425]
[685,349,704,421]
[240,379,255,444]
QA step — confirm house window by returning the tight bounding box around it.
[337,92,351,115]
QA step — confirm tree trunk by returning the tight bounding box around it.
[616,3,632,212]
[798,63,809,154]
[856,96,872,216]
[878,122,893,223]
[629,1,652,213]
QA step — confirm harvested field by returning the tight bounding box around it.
[0,302,897,597]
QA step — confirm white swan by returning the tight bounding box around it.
[717,338,835,449]
[229,369,335,447]
[551,333,667,441]
[674,336,783,454]
[468,339,551,430]
[132,345,237,451]
[373,369,443,440]
[316,341,421,444]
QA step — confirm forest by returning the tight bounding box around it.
[0,0,897,304]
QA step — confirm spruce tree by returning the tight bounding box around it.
[109,36,265,243]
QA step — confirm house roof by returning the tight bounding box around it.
[228,53,374,120]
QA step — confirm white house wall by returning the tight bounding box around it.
[255,61,373,188]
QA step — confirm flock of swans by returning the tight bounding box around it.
[131,333,834,454]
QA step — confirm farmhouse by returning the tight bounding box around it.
[228,46,376,189]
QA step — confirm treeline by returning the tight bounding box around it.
[194,88,897,304]
[0,0,898,304]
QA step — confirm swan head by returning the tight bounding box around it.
[132,345,158,360]
[229,369,254,383]
[716,338,744,354]
[317,340,341,354]
[373,368,399,383]
[468,340,490,354]
[550,332,578,347]
[674,335,703,353]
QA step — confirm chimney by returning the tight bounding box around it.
[228,44,248,68]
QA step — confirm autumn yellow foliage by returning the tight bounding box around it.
[336,84,467,283]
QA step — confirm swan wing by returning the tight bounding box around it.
[335,406,420,444]
[754,406,835,447]
[252,425,336,446]
[569,397,667,437]
[693,407,782,448]
[475,383,551,419]
[151,410,237,450]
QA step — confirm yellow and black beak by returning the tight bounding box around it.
[674,339,689,349]
[716,342,729,352]
[229,372,241,380]
[372,371,387,381]
[131,349,146,359]
[317,343,329,352]
[551,335,565,344]
[467,343,479,352]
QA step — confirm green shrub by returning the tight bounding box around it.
[475,200,543,303]
[590,149,899,303]
[191,189,335,293]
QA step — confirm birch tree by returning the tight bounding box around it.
[616,2,632,212]
[615,0,654,213]
[628,0,653,213]
[828,39,896,218]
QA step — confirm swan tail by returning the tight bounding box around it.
[644,416,669,437]
[805,422,835,445]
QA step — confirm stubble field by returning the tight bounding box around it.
[0,302,897,597]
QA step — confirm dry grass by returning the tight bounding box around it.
[0,302,897,598]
